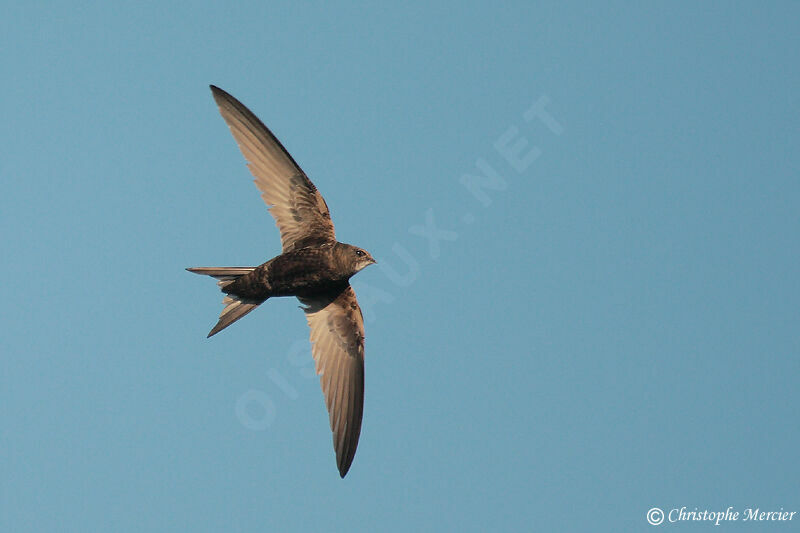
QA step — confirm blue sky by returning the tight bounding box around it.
[2,2,798,532]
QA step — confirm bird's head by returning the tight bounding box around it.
[336,243,376,276]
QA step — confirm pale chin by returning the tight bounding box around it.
[355,260,373,272]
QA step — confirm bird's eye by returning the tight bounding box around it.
[355,250,365,257]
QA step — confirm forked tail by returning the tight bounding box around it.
[186,267,265,337]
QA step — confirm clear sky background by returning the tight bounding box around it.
[2,2,798,532]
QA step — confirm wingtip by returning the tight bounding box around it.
[209,85,226,104]
[209,84,228,101]
[337,458,353,478]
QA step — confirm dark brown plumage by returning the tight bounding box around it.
[187,85,376,478]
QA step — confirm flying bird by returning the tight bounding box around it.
[188,85,376,478]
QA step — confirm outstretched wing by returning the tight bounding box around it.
[210,85,336,252]
[299,286,365,478]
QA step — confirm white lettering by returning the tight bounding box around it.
[459,158,507,206]
[377,243,420,287]
[494,126,541,173]
[523,94,564,135]
[409,208,458,259]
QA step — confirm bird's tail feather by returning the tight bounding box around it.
[186,267,264,337]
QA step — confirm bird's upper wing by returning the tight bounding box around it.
[299,285,365,478]
[210,85,336,252]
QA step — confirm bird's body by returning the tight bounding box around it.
[226,242,370,300]
[187,86,375,477]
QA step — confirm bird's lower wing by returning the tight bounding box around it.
[299,286,365,477]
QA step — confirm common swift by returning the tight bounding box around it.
[188,85,376,478]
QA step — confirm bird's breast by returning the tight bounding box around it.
[264,248,346,297]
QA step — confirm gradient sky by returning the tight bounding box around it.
[2,2,798,532]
